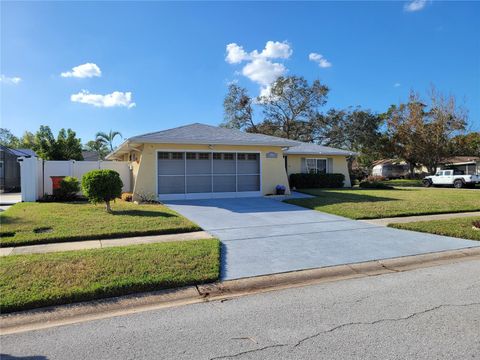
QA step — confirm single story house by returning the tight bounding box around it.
[106,123,354,200]
[438,156,479,175]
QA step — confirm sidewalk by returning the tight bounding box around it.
[0,231,213,257]
[360,211,480,226]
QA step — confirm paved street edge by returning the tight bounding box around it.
[2,246,480,335]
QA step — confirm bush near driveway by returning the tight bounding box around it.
[0,239,220,313]
[0,200,201,247]
[287,188,480,219]
[389,217,480,241]
[289,173,345,189]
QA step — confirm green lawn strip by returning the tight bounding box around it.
[389,217,480,241]
[0,200,201,247]
[380,179,422,187]
[0,239,220,313]
[287,188,480,219]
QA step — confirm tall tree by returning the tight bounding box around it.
[18,131,36,149]
[0,128,20,148]
[384,90,467,175]
[259,76,329,141]
[34,126,83,160]
[221,84,256,132]
[95,130,122,152]
[448,132,480,157]
[84,139,110,160]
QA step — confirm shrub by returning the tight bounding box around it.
[81,169,123,213]
[289,173,345,189]
[359,176,392,189]
[121,192,133,202]
[52,176,80,201]
[473,220,480,230]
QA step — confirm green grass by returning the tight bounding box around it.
[380,179,423,187]
[390,217,480,241]
[0,200,201,247]
[287,188,480,219]
[0,239,220,313]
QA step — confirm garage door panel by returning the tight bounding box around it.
[213,175,236,192]
[186,175,212,193]
[186,153,212,175]
[238,174,260,192]
[158,176,185,194]
[237,154,260,174]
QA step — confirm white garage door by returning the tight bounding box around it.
[157,152,261,200]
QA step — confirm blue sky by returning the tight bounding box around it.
[1,1,479,148]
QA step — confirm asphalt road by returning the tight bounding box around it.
[2,259,480,360]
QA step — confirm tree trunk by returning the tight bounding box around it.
[105,200,112,213]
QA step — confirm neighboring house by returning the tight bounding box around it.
[437,156,480,175]
[81,150,101,161]
[106,123,354,200]
[0,146,37,192]
[371,159,410,179]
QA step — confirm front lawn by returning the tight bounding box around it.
[0,239,220,313]
[286,188,480,219]
[390,217,480,241]
[0,200,201,247]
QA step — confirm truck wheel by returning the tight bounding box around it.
[422,179,432,187]
[453,179,464,189]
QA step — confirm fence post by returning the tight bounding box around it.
[19,157,38,202]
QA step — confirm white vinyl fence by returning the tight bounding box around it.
[19,157,131,202]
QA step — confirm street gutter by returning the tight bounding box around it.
[1,246,480,335]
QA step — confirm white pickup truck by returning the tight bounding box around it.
[422,169,480,188]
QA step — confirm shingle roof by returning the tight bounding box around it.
[128,123,299,147]
[0,146,37,157]
[284,142,356,156]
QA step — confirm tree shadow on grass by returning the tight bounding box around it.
[291,190,399,206]
[111,210,177,218]
[1,355,49,360]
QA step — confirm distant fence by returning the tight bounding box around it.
[19,158,131,202]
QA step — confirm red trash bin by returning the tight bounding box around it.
[51,176,65,191]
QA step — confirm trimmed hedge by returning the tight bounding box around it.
[289,173,345,189]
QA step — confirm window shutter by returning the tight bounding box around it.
[301,158,307,173]
[327,158,333,173]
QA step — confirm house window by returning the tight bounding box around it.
[306,158,327,174]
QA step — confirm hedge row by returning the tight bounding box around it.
[289,173,345,189]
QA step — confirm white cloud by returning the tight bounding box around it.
[225,43,250,64]
[394,83,401,87]
[308,53,332,68]
[225,41,291,94]
[404,0,428,12]
[71,90,135,108]
[61,63,101,78]
[0,74,22,84]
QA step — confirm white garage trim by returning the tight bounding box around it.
[155,150,262,200]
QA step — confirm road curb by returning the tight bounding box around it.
[2,246,479,335]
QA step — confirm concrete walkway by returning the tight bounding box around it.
[361,211,480,226]
[0,231,212,256]
[165,197,480,281]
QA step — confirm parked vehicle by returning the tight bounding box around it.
[422,169,480,188]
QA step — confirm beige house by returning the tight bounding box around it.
[106,123,354,201]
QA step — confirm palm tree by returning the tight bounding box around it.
[95,130,122,152]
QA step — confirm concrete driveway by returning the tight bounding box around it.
[165,197,480,280]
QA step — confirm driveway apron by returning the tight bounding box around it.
[165,197,480,280]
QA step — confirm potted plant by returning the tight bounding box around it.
[275,184,286,195]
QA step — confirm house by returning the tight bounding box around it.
[81,150,102,161]
[371,159,410,179]
[106,123,354,200]
[0,146,37,192]
[438,156,480,175]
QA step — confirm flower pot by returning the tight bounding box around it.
[276,189,286,195]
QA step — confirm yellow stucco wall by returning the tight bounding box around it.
[130,143,291,199]
[286,154,352,187]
